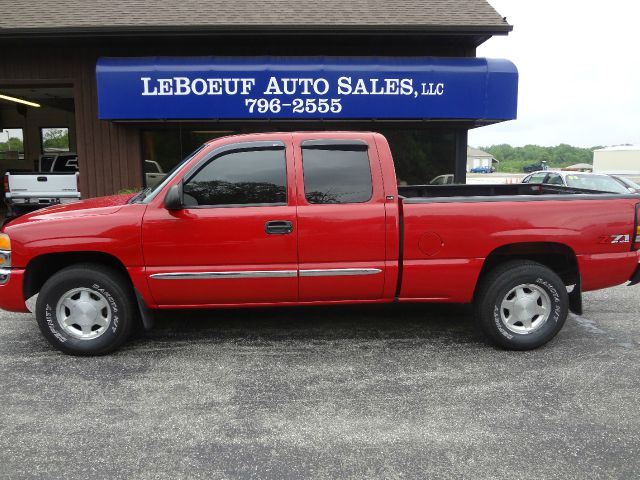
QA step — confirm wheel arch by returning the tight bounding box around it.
[476,242,580,293]
[23,251,132,301]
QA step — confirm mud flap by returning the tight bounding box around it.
[628,264,640,286]
[568,275,582,316]
[135,289,155,331]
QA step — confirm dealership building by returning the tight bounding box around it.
[0,0,516,198]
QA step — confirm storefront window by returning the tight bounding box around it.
[0,128,24,161]
[377,129,456,185]
[40,127,70,153]
[141,129,235,184]
[141,126,456,187]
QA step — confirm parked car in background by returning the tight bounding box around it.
[522,170,630,194]
[4,152,81,217]
[523,161,548,173]
[144,160,166,189]
[470,166,495,173]
[429,174,454,185]
[38,152,78,173]
[611,175,640,194]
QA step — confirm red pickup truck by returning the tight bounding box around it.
[0,132,638,355]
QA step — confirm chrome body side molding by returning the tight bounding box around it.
[150,268,382,280]
[150,270,297,280]
[299,268,382,277]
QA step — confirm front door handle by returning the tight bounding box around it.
[265,220,293,235]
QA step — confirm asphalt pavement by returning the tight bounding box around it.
[1,285,639,479]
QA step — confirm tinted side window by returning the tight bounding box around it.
[528,173,547,184]
[54,156,78,172]
[183,148,286,206]
[302,147,372,204]
[40,155,55,171]
[546,174,563,185]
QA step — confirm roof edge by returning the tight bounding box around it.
[0,23,513,39]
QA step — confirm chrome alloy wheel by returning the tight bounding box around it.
[500,283,551,334]
[56,288,112,340]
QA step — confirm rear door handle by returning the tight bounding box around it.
[265,220,293,235]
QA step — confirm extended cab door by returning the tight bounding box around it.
[142,136,298,306]
[293,133,387,301]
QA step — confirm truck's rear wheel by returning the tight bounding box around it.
[35,264,136,355]
[475,260,569,350]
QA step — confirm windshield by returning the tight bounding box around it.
[130,145,206,204]
[564,174,629,193]
[614,176,640,190]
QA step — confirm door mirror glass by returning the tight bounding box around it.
[164,183,183,210]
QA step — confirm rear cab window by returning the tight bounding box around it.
[300,140,373,204]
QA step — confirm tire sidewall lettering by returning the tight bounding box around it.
[45,303,67,343]
[493,305,514,339]
[535,277,562,323]
[92,283,120,333]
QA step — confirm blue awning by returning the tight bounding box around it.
[96,56,518,122]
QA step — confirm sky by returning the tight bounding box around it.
[468,0,640,148]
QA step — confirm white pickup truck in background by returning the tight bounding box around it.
[4,152,81,217]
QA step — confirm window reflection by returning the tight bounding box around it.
[183,149,287,206]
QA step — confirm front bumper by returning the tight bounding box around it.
[0,268,29,313]
[0,268,10,284]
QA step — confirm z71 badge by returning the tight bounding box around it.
[599,234,631,244]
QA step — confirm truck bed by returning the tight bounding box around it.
[397,183,640,304]
[398,183,631,201]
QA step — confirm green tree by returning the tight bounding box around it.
[480,144,598,173]
[0,136,24,154]
[42,128,69,151]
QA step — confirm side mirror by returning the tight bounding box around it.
[164,183,184,210]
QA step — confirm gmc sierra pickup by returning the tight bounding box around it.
[0,132,638,355]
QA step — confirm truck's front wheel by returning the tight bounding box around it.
[35,264,136,355]
[475,260,569,350]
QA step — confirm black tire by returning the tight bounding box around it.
[474,260,569,350]
[35,263,136,356]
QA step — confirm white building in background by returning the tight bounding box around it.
[592,145,640,174]
[467,147,498,171]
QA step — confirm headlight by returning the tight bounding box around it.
[0,234,10,251]
[0,233,11,268]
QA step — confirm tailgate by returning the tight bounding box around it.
[6,173,79,198]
